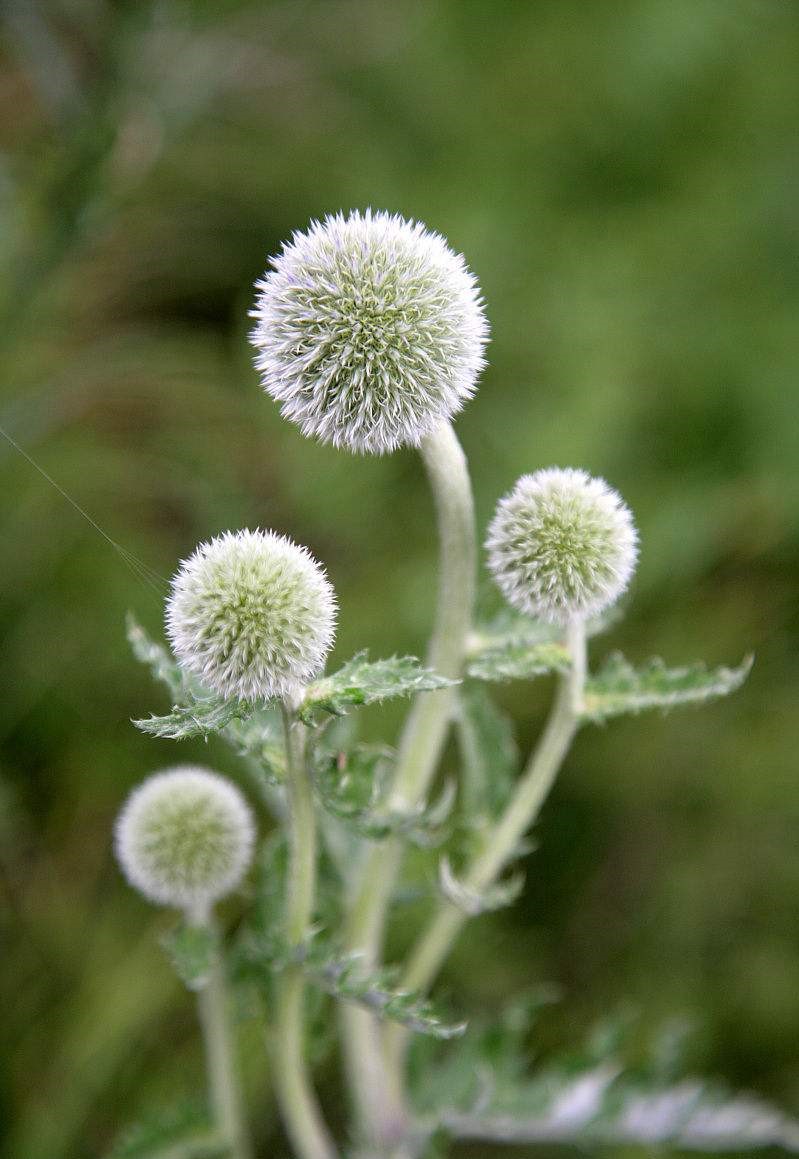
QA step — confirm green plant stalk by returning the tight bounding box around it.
[381,617,588,1110]
[195,926,253,1159]
[340,420,476,1148]
[273,703,338,1159]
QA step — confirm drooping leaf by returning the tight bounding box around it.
[133,695,256,740]
[299,652,456,724]
[161,922,215,991]
[104,1099,225,1159]
[438,855,525,916]
[581,654,753,724]
[455,683,520,823]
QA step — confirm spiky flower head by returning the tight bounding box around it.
[115,766,255,916]
[166,529,336,701]
[486,468,638,623]
[250,209,488,454]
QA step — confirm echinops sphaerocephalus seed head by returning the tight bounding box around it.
[486,468,637,623]
[250,210,488,454]
[115,766,255,915]
[166,529,336,701]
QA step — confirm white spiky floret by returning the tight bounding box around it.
[486,468,638,624]
[249,209,489,454]
[166,529,336,702]
[114,766,255,916]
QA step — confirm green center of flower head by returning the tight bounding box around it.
[525,500,619,604]
[139,784,234,889]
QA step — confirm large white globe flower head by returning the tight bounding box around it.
[115,766,256,917]
[486,468,638,624]
[166,529,336,702]
[250,209,489,454]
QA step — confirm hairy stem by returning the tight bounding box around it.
[340,420,476,1149]
[382,617,587,1108]
[273,703,338,1159]
[195,924,252,1159]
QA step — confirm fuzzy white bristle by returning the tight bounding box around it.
[250,210,489,454]
[486,468,638,624]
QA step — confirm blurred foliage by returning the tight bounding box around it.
[1,1,798,1157]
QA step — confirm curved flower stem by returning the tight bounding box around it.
[195,923,252,1159]
[382,617,587,1112]
[273,701,338,1159]
[340,420,476,1149]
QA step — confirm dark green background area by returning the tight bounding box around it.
[1,2,798,1156]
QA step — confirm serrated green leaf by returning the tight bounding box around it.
[455,684,520,822]
[133,695,255,740]
[161,922,215,991]
[127,614,186,700]
[299,652,456,724]
[581,654,753,724]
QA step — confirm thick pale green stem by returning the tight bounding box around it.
[195,927,252,1159]
[382,617,587,1104]
[273,703,338,1159]
[340,421,476,1149]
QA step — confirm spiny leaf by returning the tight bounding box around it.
[133,695,255,740]
[300,945,467,1040]
[161,922,215,991]
[455,684,520,822]
[127,613,186,700]
[581,654,753,724]
[299,652,456,724]
[438,856,525,916]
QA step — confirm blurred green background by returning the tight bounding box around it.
[2,1,798,1156]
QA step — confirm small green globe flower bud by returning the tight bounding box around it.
[166,529,336,702]
[115,766,255,915]
[250,209,489,454]
[486,468,638,623]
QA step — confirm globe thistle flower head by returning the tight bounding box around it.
[250,209,489,454]
[115,766,255,916]
[166,529,336,702]
[486,468,638,623]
